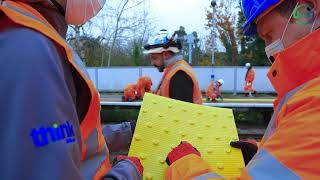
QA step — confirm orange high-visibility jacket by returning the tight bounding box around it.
[124,83,137,101]
[156,60,202,104]
[206,81,221,100]
[165,29,320,179]
[245,67,255,82]
[244,68,255,93]
[0,1,140,179]
[136,76,152,99]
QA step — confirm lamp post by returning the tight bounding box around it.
[211,0,217,80]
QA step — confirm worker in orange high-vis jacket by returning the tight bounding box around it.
[0,1,143,180]
[123,83,138,102]
[164,0,320,179]
[244,63,256,97]
[206,79,224,102]
[136,76,153,100]
[143,29,202,104]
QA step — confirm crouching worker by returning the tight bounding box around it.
[123,84,137,102]
[136,76,153,100]
[206,79,224,102]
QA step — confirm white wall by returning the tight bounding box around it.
[87,66,275,93]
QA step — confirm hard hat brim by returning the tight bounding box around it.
[143,47,180,55]
[242,0,285,36]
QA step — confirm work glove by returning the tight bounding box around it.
[166,141,201,166]
[113,155,144,175]
[230,140,258,165]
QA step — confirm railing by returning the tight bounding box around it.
[100,101,273,108]
[87,66,275,94]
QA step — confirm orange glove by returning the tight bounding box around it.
[113,155,144,175]
[166,141,201,165]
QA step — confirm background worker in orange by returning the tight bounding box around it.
[123,83,138,102]
[0,0,143,179]
[206,79,224,102]
[143,29,202,104]
[244,62,256,97]
[164,0,320,179]
[136,76,153,100]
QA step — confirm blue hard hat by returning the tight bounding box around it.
[242,0,284,36]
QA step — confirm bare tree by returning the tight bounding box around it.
[68,0,154,67]
[107,0,130,67]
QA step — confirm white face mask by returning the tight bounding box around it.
[65,0,106,25]
[265,39,285,63]
[22,0,106,25]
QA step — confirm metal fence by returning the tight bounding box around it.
[87,66,275,93]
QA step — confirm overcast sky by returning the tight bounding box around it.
[148,0,212,37]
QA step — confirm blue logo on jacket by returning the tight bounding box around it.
[30,122,76,147]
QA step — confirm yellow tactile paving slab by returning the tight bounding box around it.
[129,93,244,180]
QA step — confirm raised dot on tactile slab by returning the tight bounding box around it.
[170,144,176,149]
[146,122,153,128]
[163,128,170,134]
[221,125,227,129]
[225,148,231,153]
[212,114,218,118]
[157,113,164,118]
[152,100,157,105]
[180,132,187,137]
[139,153,146,160]
[197,111,203,115]
[173,118,179,123]
[207,149,213,154]
[159,158,166,164]
[152,140,159,146]
[215,137,221,140]
[217,163,224,169]
[228,115,233,118]
[134,135,141,141]
[182,108,187,112]
[238,164,244,170]
[197,135,203,140]
[145,173,153,180]
[168,104,173,109]
[189,121,195,126]
[205,123,212,128]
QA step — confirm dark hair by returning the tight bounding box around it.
[275,0,299,19]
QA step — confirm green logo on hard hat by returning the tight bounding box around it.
[293,4,315,26]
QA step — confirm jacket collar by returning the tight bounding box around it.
[164,54,183,68]
[268,29,320,100]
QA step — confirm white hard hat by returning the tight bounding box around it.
[143,29,181,54]
[245,63,251,67]
[22,0,106,25]
[218,79,224,85]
